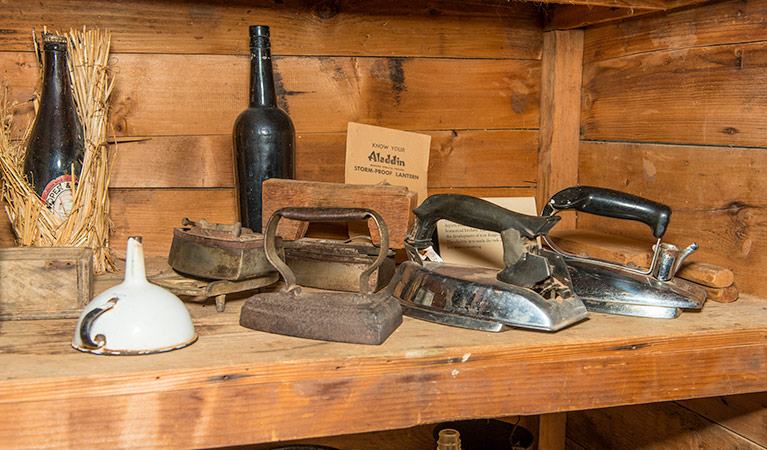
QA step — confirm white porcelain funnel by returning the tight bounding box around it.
[72,236,197,355]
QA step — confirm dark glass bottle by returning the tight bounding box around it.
[24,33,84,220]
[233,25,295,232]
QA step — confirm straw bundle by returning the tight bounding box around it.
[0,27,116,273]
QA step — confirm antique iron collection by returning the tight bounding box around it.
[145,186,708,347]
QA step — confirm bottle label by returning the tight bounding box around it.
[41,175,75,219]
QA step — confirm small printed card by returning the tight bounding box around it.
[345,122,431,204]
[437,197,538,269]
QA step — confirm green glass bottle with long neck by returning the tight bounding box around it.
[233,25,295,232]
[23,33,84,220]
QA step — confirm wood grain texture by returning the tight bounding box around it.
[0,294,766,448]
[577,141,765,294]
[0,247,92,320]
[536,0,708,8]
[108,189,238,257]
[582,41,767,146]
[545,5,653,31]
[260,179,418,247]
[110,130,539,189]
[584,0,767,62]
[538,30,583,225]
[705,284,740,303]
[2,52,541,136]
[0,0,542,59]
[567,402,765,450]
[538,413,567,450]
[678,393,767,447]
[679,262,735,289]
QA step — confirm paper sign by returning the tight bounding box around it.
[345,122,431,204]
[437,197,538,269]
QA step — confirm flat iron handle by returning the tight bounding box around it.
[264,207,390,294]
[410,193,561,244]
[541,186,671,238]
[275,207,372,223]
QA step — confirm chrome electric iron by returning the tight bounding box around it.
[386,194,589,332]
[541,186,707,319]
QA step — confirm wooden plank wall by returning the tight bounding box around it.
[570,1,767,449]
[577,0,767,296]
[0,0,543,256]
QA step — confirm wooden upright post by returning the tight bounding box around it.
[538,412,567,450]
[537,29,584,229]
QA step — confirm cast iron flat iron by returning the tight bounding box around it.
[168,218,280,281]
[541,186,707,319]
[240,207,402,345]
[386,194,589,332]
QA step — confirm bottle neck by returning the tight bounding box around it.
[40,46,75,108]
[250,46,277,107]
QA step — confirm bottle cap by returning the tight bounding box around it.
[249,25,271,49]
[42,33,68,51]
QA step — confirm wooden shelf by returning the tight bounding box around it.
[1,283,766,448]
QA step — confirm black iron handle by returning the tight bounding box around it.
[409,194,561,245]
[541,186,671,239]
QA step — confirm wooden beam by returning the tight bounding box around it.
[0,0,542,59]
[543,0,713,30]
[544,5,653,31]
[537,29,584,225]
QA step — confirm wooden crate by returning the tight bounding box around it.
[0,247,93,320]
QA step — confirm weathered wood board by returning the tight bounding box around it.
[567,402,765,450]
[679,393,767,448]
[583,0,767,62]
[108,189,238,258]
[538,29,583,228]
[1,293,766,448]
[109,130,539,190]
[581,41,767,146]
[577,141,765,295]
[2,53,541,137]
[0,0,543,59]
[0,247,92,320]
[261,179,418,248]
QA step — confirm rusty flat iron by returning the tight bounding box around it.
[282,209,395,292]
[240,207,402,345]
[387,194,589,332]
[541,186,707,318]
[168,218,281,281]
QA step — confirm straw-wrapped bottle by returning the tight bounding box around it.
[23,33,84,220]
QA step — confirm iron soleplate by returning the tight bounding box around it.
[386,261,589,332]
[566,259,707,319]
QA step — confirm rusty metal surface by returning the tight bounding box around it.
[239,288,402,345]
[168,219,281,281]
[284,239,395,292]
[239,207,403,345]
